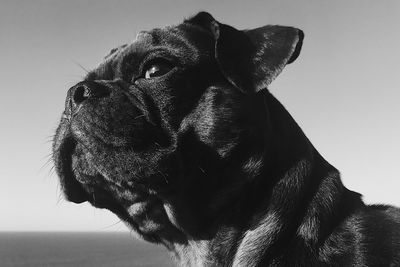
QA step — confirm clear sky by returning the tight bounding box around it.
[1,0,399,231]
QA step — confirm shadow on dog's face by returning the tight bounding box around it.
[53,12,303,243]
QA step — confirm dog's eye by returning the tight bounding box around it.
[143,61,173,79]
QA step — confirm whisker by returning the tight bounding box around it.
[198,166,206,174]
[39,156,54,173]
[56,191,64,205]
[72,60,90,74]
[154,142,161,148]
[97,220,123,231]
[48,165,56,177]
[158,171,169,184]
[134,114,146,120]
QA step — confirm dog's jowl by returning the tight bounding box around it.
[53,12,400,266]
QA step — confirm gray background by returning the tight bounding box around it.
[1,0,399,231]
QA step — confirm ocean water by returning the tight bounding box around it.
[0,232,174,267]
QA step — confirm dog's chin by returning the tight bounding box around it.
[53,131,171,241]
[53,134,88,204]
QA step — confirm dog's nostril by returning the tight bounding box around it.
[73,85,91,104]
[66,81,110,115]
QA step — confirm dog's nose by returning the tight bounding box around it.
[66,81,109,115]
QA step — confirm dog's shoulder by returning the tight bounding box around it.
[362,204,400,239]
[320,204,400,266]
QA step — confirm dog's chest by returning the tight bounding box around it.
[174,240,213,266]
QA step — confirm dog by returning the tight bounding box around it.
[53,12,400,266]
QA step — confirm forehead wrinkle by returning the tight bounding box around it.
[135,31,152,42]
[121,24,209,61]
[151,27,201,62]
[87,24,210,81]
[121,27,203,64]
[119,41,152,59]
[85,39,152,81]
[86,53,117,81]
[114,38,154,70]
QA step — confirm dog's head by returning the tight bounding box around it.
[53,12,303,243]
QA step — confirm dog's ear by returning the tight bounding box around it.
[186,12,304,92]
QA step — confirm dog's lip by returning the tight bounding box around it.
[53,121,167,237]
[54,135,89,204]
[54,129,148,209]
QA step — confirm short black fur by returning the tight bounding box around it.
[53,12,400,266]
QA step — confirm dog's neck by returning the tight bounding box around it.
[167,91,363,266]
[230,92,363,266]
